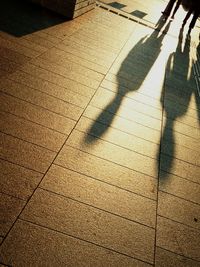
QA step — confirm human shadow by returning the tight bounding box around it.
[0,0,66,37]
[158,29,200,179]
[194,41,200,122]
[85,18,171,143]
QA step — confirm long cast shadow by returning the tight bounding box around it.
[85,18,171,143]
[159,29,200,179]
[0,0,66,37]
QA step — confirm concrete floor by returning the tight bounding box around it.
[0,0,200,266]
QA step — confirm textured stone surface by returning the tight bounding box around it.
[0,160,42,200]
[0,36,41,58]
[83,105,161,144]
[41,47,108,74]
[0,93,76,135]
[92,87,162,119]
[101,79,161,109]
[0,220,151,267]
[155,247,200,267]
[0,78,84,120]
[41,164,156,227]
[6,70,95,99]
[20,189,155,263]
[0,46,31,64]
[0,193,25,236]
[160,154,200,183]
[0,111,66,152]
[55,146,157,199]
[157,216,200,261]
[65,129,158,177]
[162,116,199,139]
[161,141,200,166]
[27,58,102,89]
[161,127,200,152]
[0,132,56,173]
[76,116,158,158]
[159,171,200,204]
[158,191,200,230]
[90,87,162,129]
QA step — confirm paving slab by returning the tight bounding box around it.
[0,35,42,58]
[160,154,200,183]
[20,188,155,263]
[0,159,42,200]
[158,191,200,230]
[0,49,25,64]
[101,79,162,109]
[20,61,101,89]
[61,39,117,64]
[164,97,199,121]
[0,93,76,135]
[0,78,83,121]
[161,127,200,152]
[162,116,199,139]
[41,164,156,227]
[155,247,200,267]
[0,57,22,74]
[0,220,152,267]
[83,105,161,144]
[17,61,98,93]
[161,141,200,166]
[159,171,200,205]
[76,116,158,158]
[41,47,109,74]
[6,70,95,101]
[0,111,67,152]
[65,129,158,177]
[0,132,56,173]
[90,87,162,122]
[55,146,157,200]
[157,216,200,261]
[0,193,25,236]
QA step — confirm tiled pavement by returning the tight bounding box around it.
[0,0,200,266]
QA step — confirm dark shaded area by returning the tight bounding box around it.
[0,0,66,37]
[85,18,171,143]
[108,1,126,9]
[158,29,200,179]
[130,10,147,19]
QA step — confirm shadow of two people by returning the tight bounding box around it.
[85,18,199,179]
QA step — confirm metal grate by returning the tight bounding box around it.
[96,0,155,29]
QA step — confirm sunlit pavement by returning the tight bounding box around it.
[0,0,200,266]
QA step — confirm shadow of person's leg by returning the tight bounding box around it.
[182,9,193,28]
[171,0,182,19]
[162,0,176,18]
[188,9,200,33]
